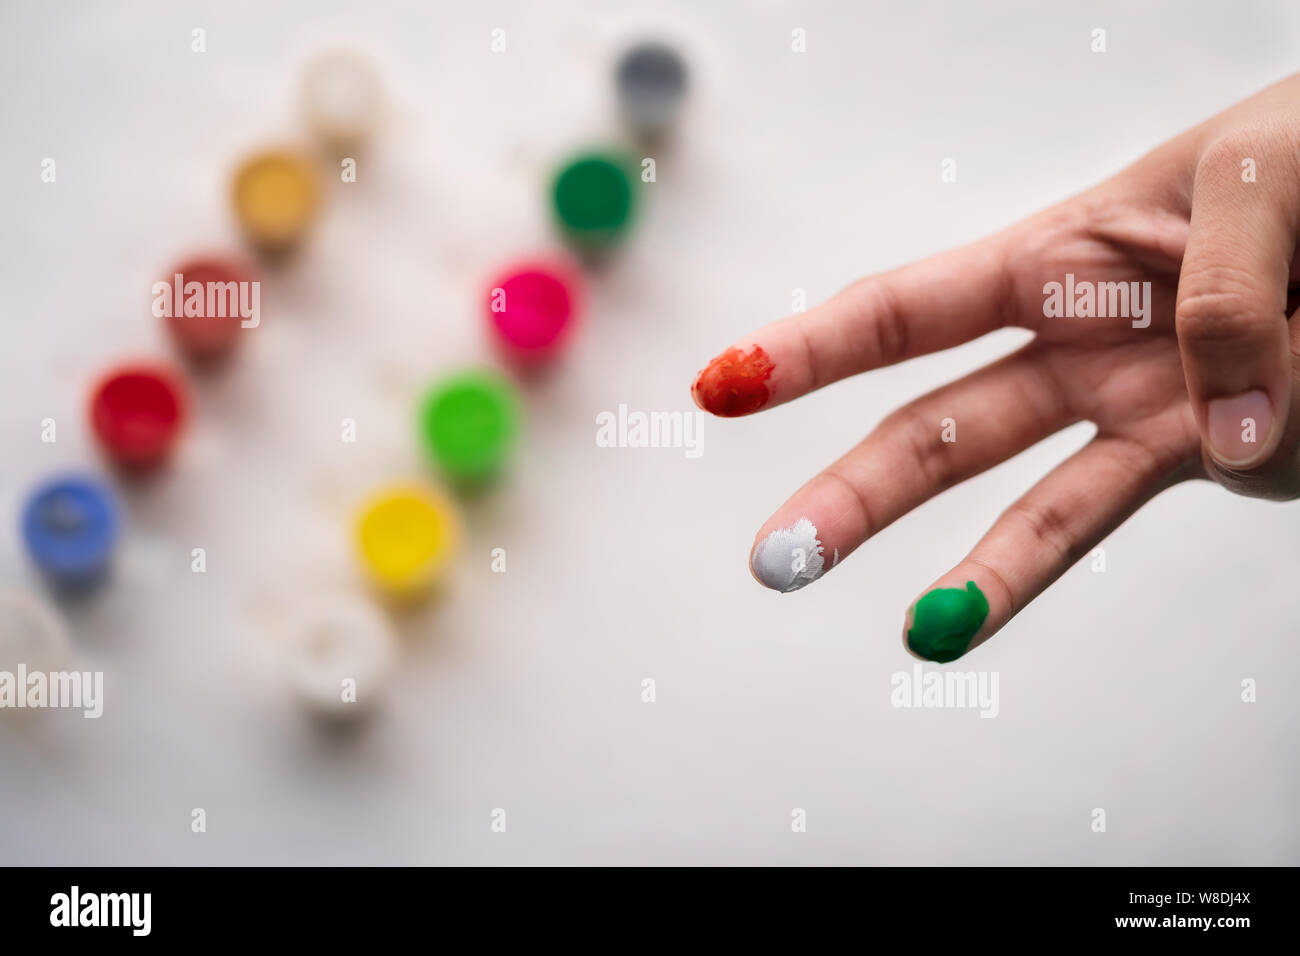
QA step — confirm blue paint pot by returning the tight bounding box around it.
[21,475,120,587]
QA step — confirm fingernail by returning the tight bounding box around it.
[904,581,988,663]
[1206,390,1272,467]
[750,518,824,592]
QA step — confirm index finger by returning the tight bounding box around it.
[690,232,1017,417]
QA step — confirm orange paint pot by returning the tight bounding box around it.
[231,149,321,255]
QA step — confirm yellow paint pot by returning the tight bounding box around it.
[355,484,460,596]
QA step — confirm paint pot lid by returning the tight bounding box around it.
[89,363,187,465]
[162,254,257,357]
[419,370,520,481]
[355,484,461,593]
[301,50,382,146]
[231,150,321,248]
[550,153,637,244]
[616,41,689,134]
[284,593,397,716]
[486,261,583,358]
[21,475,120,580]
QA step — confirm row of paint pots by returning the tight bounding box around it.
[291,41,689,170]
[159,251,588,371]
[0,584,400,724]
[232,141,644,260]
[22,367,517,586]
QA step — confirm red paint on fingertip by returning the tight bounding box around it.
[691,346,774,417]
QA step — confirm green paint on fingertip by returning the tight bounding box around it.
[906,581,989,663]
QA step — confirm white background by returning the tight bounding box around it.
[1,0,1298,864]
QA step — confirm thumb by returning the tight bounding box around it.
[1176,140,1296,473]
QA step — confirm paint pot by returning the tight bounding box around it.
[0,590,68,659]
[231,149,321,255]
[485,259,583,366]
[550,152,638,254]
[0,590,72,719]
[21,475,120,589]
[159,254,258,361]
[616,41,689,140]
[284,593,397,719]
[89,363,188,469]
[300,50,383,151]
[355,484,460,596]
[418,370,520,485]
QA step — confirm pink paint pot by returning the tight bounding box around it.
[484,259,583,366]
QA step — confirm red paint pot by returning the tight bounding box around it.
[484,259,583,366]
[89,363,188,468]
[160,254,258,360]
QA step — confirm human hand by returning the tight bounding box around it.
[691,73,1300,663]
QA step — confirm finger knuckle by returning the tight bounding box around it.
[1176,274,1279,346]
[1004,496,1080,565]
[843,279,910,366]
[1195,133,1257,186]
[1197,125,1300,189]
[890,406,956,491]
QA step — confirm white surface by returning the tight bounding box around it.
[1,0,1299,865]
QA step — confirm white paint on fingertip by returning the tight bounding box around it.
[751,518,825,593]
